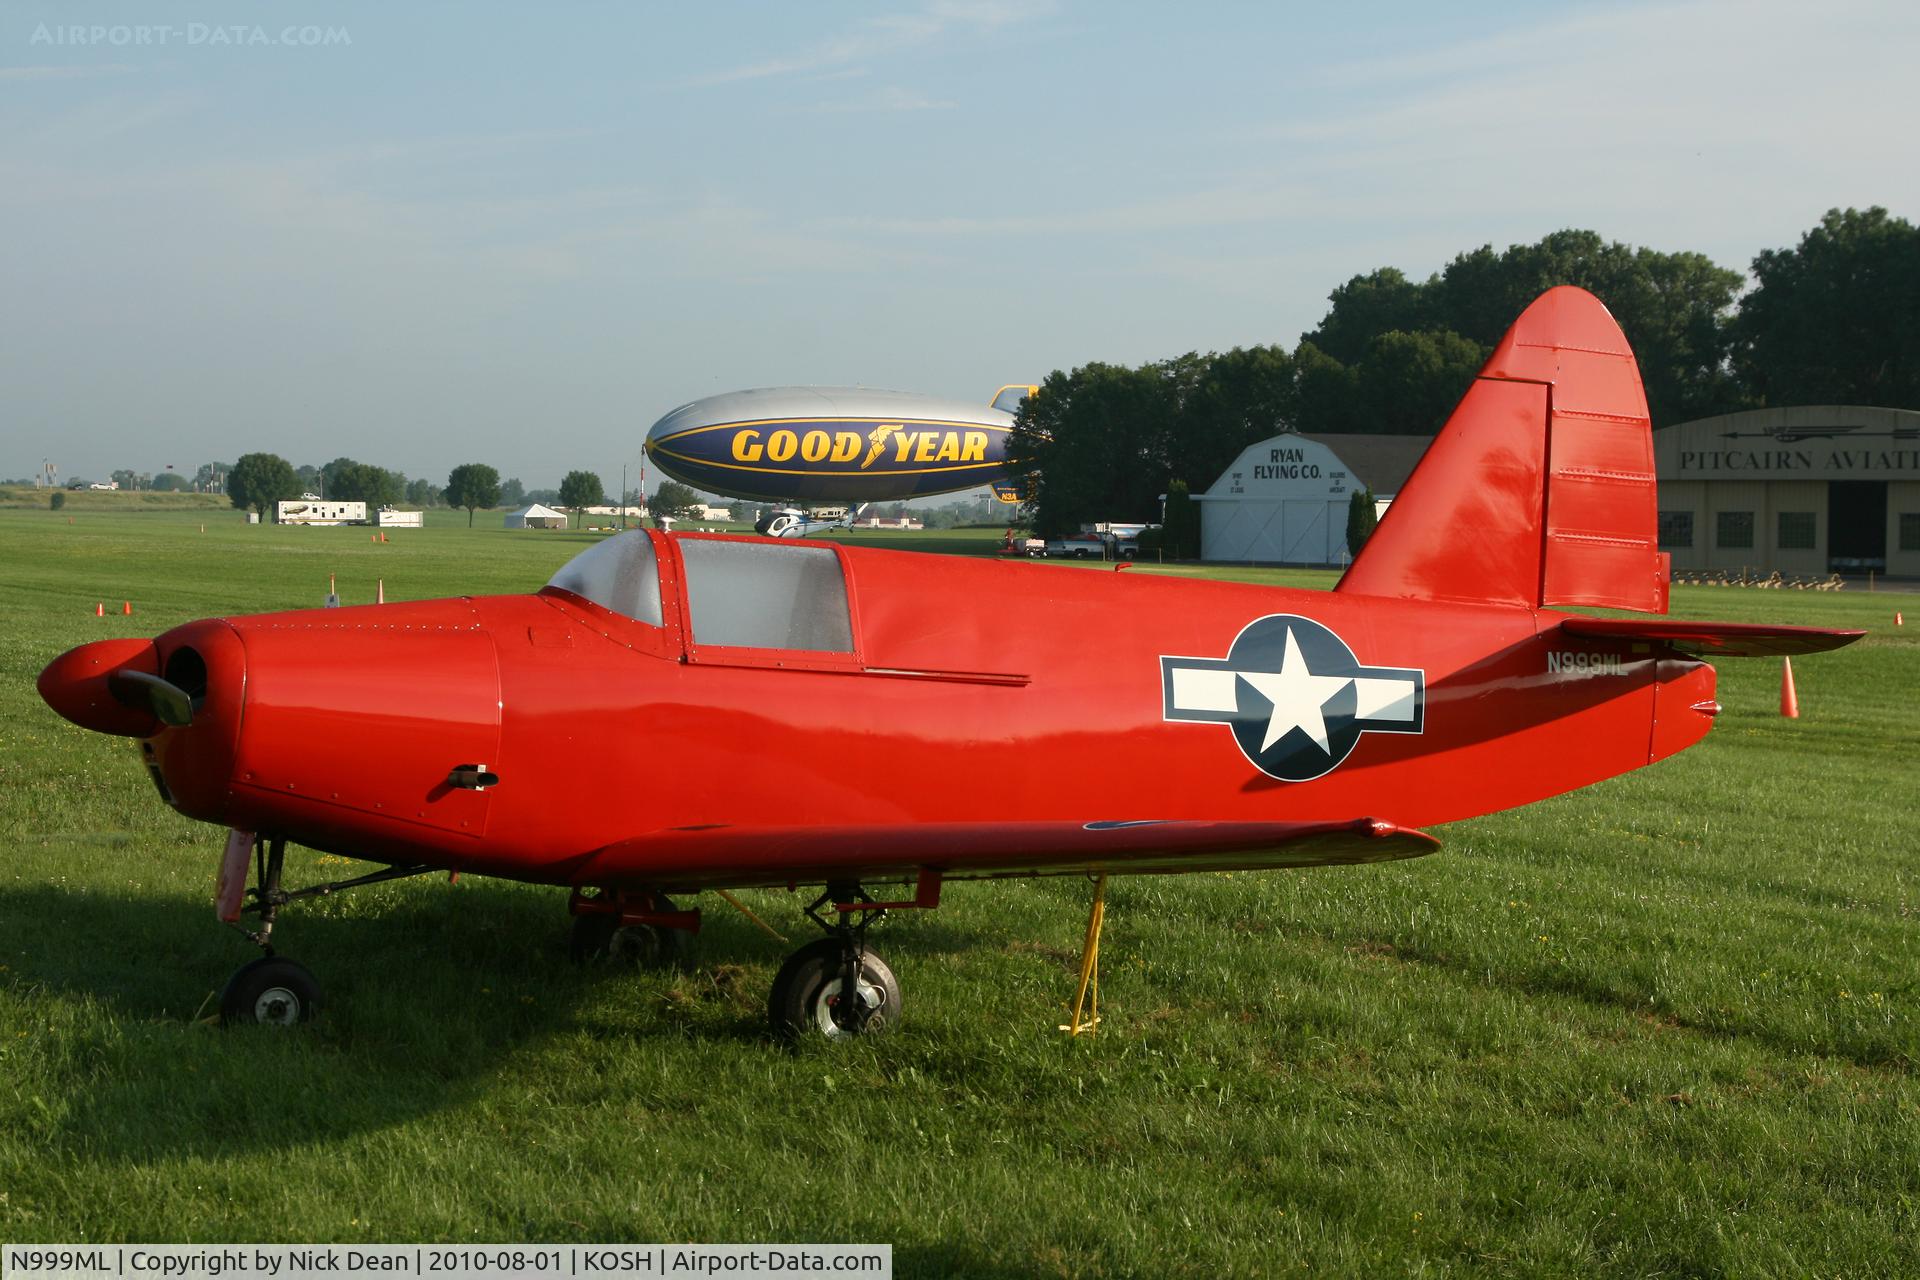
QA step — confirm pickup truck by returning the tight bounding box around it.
[1039,533,1137,560]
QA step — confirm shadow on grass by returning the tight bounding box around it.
[1,874,988,1161]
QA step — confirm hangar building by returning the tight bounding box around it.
[1654,406,1920,578]
[1196,433,1429,565]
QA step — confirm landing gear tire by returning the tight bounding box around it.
[768,937,900,1039]
[220,956,321,1027]
[570,909,690,969]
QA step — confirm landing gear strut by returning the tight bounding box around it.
[767,879,905,1039]
[218,834,435,1027]
[568,888,698,969]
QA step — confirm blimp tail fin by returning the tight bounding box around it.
[1336,286,1666,614]
[990,384,1036,415]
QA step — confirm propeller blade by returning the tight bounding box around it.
[107,670,194,727]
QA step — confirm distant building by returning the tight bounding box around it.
[1654,406,1920,578]
[1196,433,1429,565]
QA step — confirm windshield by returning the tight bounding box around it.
[545,531,664,625]
[679,538,853,652]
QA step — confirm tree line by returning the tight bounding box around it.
[218,458,737,529]
[1011,207,1920,536]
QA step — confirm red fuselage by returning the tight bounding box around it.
[42,532,1718,893]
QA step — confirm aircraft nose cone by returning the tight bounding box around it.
[38,637,164,737]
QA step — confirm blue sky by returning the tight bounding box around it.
[4,0,1916,490]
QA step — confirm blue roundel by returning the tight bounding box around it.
[1160,614,1427,782]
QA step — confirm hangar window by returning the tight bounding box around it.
[1777,511,1816,550]
[679,538,854,653]
[1716,511,1754,550]
[545,532,663,625]
[1902,513,1920,552]
[1657,511,1693,549]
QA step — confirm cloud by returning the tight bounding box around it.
[806,86,957,114]
[0,64,134,81]
[689,0,1050,86]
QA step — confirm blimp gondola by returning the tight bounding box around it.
[644,385,1033,505]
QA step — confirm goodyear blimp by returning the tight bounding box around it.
[645,385,1034,505]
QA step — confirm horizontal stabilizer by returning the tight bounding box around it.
[573,817,1439,890]
[1560,617,1866,657]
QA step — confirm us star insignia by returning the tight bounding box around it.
[1161,614,1425,781]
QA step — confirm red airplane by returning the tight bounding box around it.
[39,287,1862,1038]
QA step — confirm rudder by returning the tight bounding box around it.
[1337,286,1666,614]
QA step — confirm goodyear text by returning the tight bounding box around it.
[730,427,989,468]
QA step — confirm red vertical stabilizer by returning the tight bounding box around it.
[1337,286,1665,613]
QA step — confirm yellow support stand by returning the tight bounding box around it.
[715,889,789,943]
[1059,872,1108,1036]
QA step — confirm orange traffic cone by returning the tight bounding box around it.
[370,533,377,543]
[94,603,104,617]
[122,601,132,615]
[380,531,388,543]
[376,578,385,604]
[1780,658,1799,719]
[1898,612,1905,627]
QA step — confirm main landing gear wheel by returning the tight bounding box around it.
[570,902,691,969]
[220,956,321,1027]
[768,937,901,1040]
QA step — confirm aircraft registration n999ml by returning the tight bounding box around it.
[39,289,1861,1037]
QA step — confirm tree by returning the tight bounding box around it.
[1733,207,1920,408]
[150,472,188,492]
[295,464,322,494]
[1304,268,1429,365]
[444,463,501,527]
[319,457,361,499]
[194,462,232,494]
[404,477,441,507]
[558,469,605,527]
[1301,229,1747,428]
[1161,480,1200,559]
[1008,362,1182,536]
[328,462,405,508]
[1352,330,1488,434]
[111,469,138,491]
[1346,487,1377,559]
[227,452,300,519]
[1008,343,1296,536]
[650,480,702,521]
[500,477,526,507]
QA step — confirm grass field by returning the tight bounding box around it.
[2,506,1917,1276]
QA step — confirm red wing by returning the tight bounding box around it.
[1560,617,1866,657]
[572,817,1439,892]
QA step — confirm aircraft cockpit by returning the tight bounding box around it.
[544,531,855,655]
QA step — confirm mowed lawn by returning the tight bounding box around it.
[2,506,1916,1276]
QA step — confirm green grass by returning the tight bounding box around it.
[3,508,1917,1275]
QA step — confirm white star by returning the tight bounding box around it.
[1236,628,1353,755]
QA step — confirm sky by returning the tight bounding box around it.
[3,0,1917,491]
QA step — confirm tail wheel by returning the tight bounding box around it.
[220,956,321,1027]
[768,938,901,1039]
